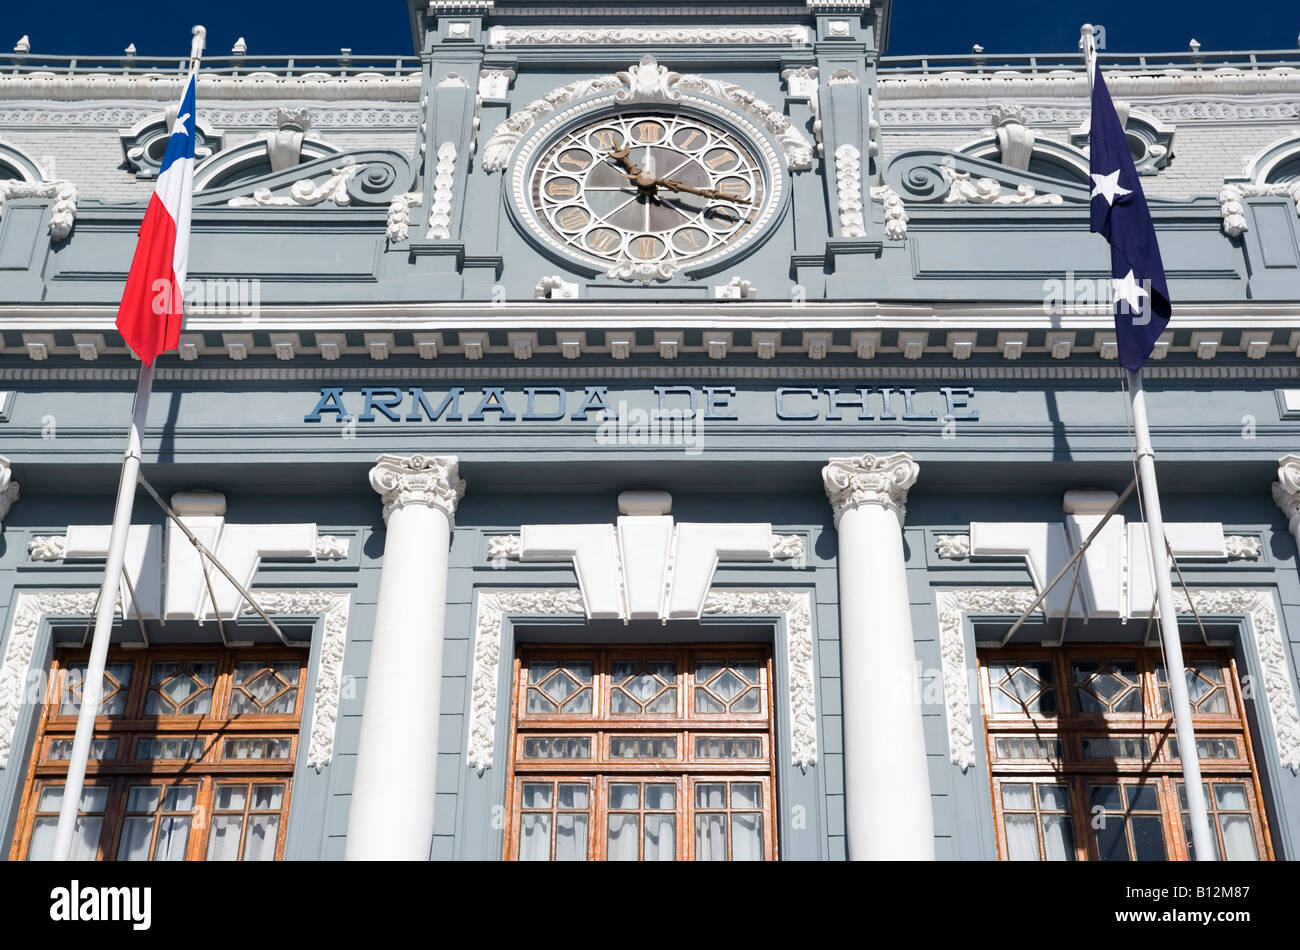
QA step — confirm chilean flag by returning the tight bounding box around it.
[115,71,197,366]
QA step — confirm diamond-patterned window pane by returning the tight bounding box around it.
[731,689,760,713]
[712,671,746,702]
[542,671,580,703]
[695,689,725,714]
[645,690,676,714]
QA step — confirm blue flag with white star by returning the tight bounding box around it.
[1089,63,1171,371]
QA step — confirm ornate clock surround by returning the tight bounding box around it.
[503,65,795,284]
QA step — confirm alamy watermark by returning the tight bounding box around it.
[153,278,261,318]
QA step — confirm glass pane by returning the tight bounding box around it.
[608,784,640,810]
[695,689,726,714]
[1004,814,1040,860]
[1094,817,1131,861]
[242,815,279,860]
[69,818,103,861]
[528,661,556,684]
[163,786,196,812]
[609,689,639,715]
[555,814,589,861]
[251,784,284,810]
[645,785,675,810]
[117,817,155,861]
[1184,816,1221,861]
[1002,784,1034,810]
[645,689,676,714]
[695,813,727,861]
[206,816,243,861]
[607,814,640,861]
[126,786,161,813]
[557,784,588,810]
[37,787,63,812]
[27,818,57,861]
[731,783,761,810]
[565,689,592,714]
[522,783,553,810]
[1131,816,1167,861]
[695,783,726,809]
[731,813,763,861]
[731,689,761,713]
[153,817,191,861]
[1038,785,1070,811]
[1218,815,1258,861]
[644,814,675,861]
[568,662,593,685]
[610,736,675,758]
[214,784,248,812]
[80,787,108,812]
[519,814,551,861]
[526,689,557,714]
[1126,785,1159,812]
[1214,783,1249,811]
[1042,815,1076,861]
[733,660,760,683]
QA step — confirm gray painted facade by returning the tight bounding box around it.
[1,0,1300,860]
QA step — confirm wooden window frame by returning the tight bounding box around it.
[9,647,306,862]
[979,645,1274,861]
[504,645,779,861]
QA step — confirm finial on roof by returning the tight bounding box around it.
[191,24,206,63]
[232,37,247,56]
[124,43,136,56]
[14,35,30,54]
[1188,38,1201,52]
[971,44,984,54]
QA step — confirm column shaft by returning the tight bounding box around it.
[825,453,935,860]
[346,455,464,860]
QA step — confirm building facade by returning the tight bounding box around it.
[1,0,1300,861]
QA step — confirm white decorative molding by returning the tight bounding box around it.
[242,590,351,771]
[227,161,360,207]
[880,100,1300,127]
[703,589,816,769]
[486,535,522,561]
[314,536,350,560]
[935,534,971,559]
[935,587,1044,770]
[606,258,679,285]
[477,68,515,100]
[869,184,908,240]
[823,453,920,526]
[534,275,579,300]
[1219,180,1300,237]
[369,454,465,525]
[781,66,822,155]
[715,276,758,300]
[28,535,66,560]
[437,73,470,90]
[483,58,813,175]
[877,70,1300,103]
[770,534,806,561]
[834,144,865,238]
[0,456,18,524]
[0,588,349,771]
[487,26,812,47]
[1223,535,1263,559]
[0,179,78,241]
[989,103,1035,170]
[467,587,817,773]
[386,191,421,243]
[0,73,421,103]
[941,166,1063,205]
[426,142,457,239]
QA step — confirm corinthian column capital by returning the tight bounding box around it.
[1272,454,1300,535]
[369,454,465,524]
[0,456,19,523]
[822,452,919,526]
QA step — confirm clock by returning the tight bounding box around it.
[513,108,785,281]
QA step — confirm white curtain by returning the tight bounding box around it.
[1004,815,1040,860]
[644,815,675,861]
[1041,815,1075,861]
[205,816,244,861]
[519,813,551,861]
[607,815,639,860]
[695,814,727,861]
[731,814,762,861]
[554,814,588,861]
[1219,815,1257,860]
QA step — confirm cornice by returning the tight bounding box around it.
[878,69,1300,102]
[0,73,420,104]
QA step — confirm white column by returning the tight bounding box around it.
[823,452,935,860]
[346,454,464,860]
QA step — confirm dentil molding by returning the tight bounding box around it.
[467,587,817,772]
[487,26,813,47]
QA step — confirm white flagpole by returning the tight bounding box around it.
[50,25,205,861]
[1082,24,1216,861]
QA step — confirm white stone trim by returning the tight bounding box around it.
[878,70,1300,102]
[467,587,817,772]
[935,586,1300,773]
[0,74,420,103]
[0,588,350,772]
[487,26,812,46]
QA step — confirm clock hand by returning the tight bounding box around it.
[607,145,642,177]
[654,177,753,206]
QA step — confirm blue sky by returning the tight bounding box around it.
[0,0,1292,58]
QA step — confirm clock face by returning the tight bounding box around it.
[528,111,772,273]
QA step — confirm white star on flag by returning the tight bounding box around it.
[173,112,191,138]
[1091,169,1132,206]
[1112,269,1149,314]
